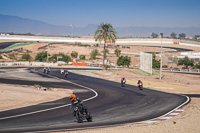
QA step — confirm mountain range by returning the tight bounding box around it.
[0,14,200,37]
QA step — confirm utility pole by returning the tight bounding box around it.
[160,33,163,80]
[46,51,48,62]
[70,24,73,37]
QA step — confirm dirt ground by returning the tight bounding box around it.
[0,83,72,111]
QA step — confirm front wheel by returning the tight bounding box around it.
[76,111,83,123]
[86,112,92,122]
[139,86,143,90]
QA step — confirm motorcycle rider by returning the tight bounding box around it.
[43,67,47,73]
[137,80,143,85]
[69,94,88,116]
[121,77,126,87]
[64,70,69,77]
[137,80,143,90]
[60,68,64,74]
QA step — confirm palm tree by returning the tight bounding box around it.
[94,22,117,68]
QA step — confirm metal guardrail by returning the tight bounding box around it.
[153,68,200,73]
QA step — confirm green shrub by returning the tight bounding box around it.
[35,51,47,62]
[79,54,86,60]
[90,49,99,60]
[8,53,17,60]
[71,51,78,58]
[151,52,160,68]
[117,55,131,67]
[114,48,121,57]
[51,52,72,63]
[177,56,194,69]
[21,53,32,61]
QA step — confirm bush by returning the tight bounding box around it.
[71,51,78,58]
[193,62,200,69]
[35,51,47,62]
[114,48,121,57]
[51,52,72,63]
[162,65,168,68]
[95,44,99,47]
[90,49,99,60]
[151,52,160,68]
[79,54,86,60]
[177,56,194,69]
[117,55,131,67]
[21,53,32,61]
[8,53,17,60]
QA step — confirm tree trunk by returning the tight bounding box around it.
[103,43,106,69]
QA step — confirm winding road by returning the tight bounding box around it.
[0,67,189,133]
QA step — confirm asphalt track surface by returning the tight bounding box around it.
[0,67,189,133]
[0,42,20,50]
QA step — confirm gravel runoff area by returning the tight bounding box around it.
[0,68,199,132]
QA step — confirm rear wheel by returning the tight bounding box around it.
[86,112,92,122]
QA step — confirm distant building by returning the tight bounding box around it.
[0,33,10,36]
[159,35,171,38]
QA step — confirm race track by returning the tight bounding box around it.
[0,67,188,133]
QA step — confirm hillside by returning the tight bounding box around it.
[0,14,200,37]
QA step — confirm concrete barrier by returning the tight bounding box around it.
[0,62,58,67]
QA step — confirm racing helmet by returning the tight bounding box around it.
[70,94,76,101]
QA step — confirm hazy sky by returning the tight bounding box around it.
[0,0,200,27]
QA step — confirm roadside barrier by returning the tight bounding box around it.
[0,62,58,66]
[72,62,88,66]
[1,61,199,74]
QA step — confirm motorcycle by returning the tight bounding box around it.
[121,78,126,87]
[46,68,50,74]
[64,71,68,78]
[43,68,46,73]
[138,82,143,90]
[60,69,65,75]
[71,104,92,123]
[43,67,50,74]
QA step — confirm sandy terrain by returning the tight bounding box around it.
[0,83,72,111]
[0,68,73,111]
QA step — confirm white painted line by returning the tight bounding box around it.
[160,116,173,119]
[0,69,98,120]
[176,109,184,112]
[169,113,179,115]
[143,120,158,123]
